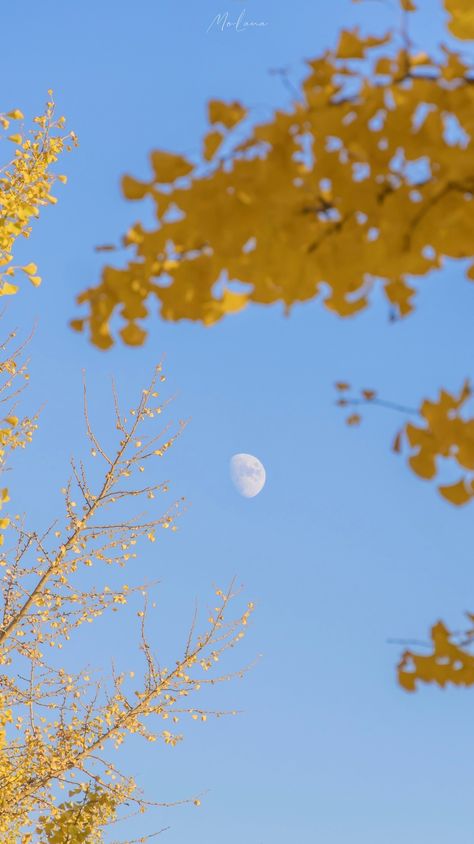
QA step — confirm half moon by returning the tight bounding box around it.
[230,453,266,498]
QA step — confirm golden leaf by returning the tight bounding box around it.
[149,150,193,183]
[121,174,150,200]
[203,130,224,161]
[408,450,436,480]
[444,0,474,40]
[208,99,247,129]
[119,321,147,346]
[438,479,472,505]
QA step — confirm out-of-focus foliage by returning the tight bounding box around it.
[398,619,474,691]
[404,381,474,505]
[444,0,474,39]
[335,376,474,691]
[74,0,474,348]
[335,380,474,506]
[0,93,76,296]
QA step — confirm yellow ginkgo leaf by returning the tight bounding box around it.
[70,319,85,333]
[208,99,247,129]
[0,283,19,296]
[438,479,472,505]
[444,0,474,40]
[21,263,37,275]
[120,321,147,346]
[336,28,390,59]
[456,442,474,470]
[149,150,193,183]
[121,174,150,200]
[409,450,436,480]
[203,130,224,161]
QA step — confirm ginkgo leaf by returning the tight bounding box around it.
[444,0,474,39]
[0,283,19,296]
[398,669,416,692]
[375,56,393,75]
[149,150,193,183]
[456,442,474,470]
[208,99,247,129]
[121,174,150,200]
[70,319,85,332]
[399,620,474,691]
[203,130,224,161]
[409,450,436,480]
[336,28,390,59]
[120,320,147,346]
[438,478,471,505]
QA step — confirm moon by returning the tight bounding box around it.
[230,453,266,498]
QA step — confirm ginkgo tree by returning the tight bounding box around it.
[0,102,253,842]
[0,93,77,296]
[70,0,474,691]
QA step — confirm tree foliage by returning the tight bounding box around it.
[336,379,474,506]
[0,356,253,844]
[444,0,474,39]
[75,0,474,348]
[0,94,76,296]
[0,102,253,841]
[398,618,474,692]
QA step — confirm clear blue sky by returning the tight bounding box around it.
[3,1,474,842]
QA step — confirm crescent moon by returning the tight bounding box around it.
[230,453,266,498]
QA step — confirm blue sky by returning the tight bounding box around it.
[3,1,474,842]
